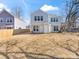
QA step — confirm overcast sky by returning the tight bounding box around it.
[0,0,65,25]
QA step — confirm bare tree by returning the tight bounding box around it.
[12,7,23,19]
[61,0,79,32]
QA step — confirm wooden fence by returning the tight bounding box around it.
[0,29,13,41]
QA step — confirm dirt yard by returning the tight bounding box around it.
[0,32,79,59]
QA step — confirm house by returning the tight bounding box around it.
[31,10,63,33]
[0,9,14,29]
[14,8,27,29]
[14,17,26,29]
[0,9,27,30]
[69,18,79,32]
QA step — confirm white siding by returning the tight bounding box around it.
[31,10,63,33]
[14,17,26,29]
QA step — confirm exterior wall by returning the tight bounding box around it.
[50,25,61,32]
[14,17,26,29]
[31,24,44,33]
[0,10,14,29]
[31,10,49,33]
[31,10,48,25]
[31,10,63,33]
[48,14,62,32]
[44,24,49,33]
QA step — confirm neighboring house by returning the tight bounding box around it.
[14,17,26,29]
[0,9,14,29]
[76,18,79,28]
[31,10,63,33]
[69,18,79,32]
[0,9,26,29]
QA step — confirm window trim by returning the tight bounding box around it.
[0,18,3,23]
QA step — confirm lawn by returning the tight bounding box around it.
[0,32,79,59]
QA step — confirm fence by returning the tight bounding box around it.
[13,29,30,35]
[0,29,13,41]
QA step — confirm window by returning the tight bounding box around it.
[33,26,39,31]
[54,26,59,31]
[51,18,55,22]
[1,20,3,22]
[34,16,43,21]
[54,18,55,22]
[41,16,43,21]
[33,26,36,31]
[6,18,13,23]
[10,19,12,22]
[38,16,40,21]
[56,18,58,22]
[0,18,3,22]
[7,19,9,22]
[51,18,53,22]
[51,18,58,22]
[35,16,37,21]
[51,18,52,22]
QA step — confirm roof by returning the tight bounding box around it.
[0,9,14,17]
[32,9,63,18]
[15,17,26,24]
[31,9,47,15]
[48,14,63,18]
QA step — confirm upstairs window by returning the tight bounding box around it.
[51,18,55,22]
[7,19,9,22]
[38,16,40,21]
[51,18,58,22]
[1,20,3,22]
[54,18,55,22]
[51,18,53,22]
[41,16,43,21]
[35,16,37,21]
[34,16,43,21]
[0,18,3,22]
[10,19,12,22]
[6,18,13,23]
[56,18,58,22]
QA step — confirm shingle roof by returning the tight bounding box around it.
[0,9,14,17]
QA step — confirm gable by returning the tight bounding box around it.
[31,10,47,16]
[0,9,14,18]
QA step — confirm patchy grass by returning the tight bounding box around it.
[0,32,79,58]
[11,33,79,58]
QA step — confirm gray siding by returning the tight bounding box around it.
[0,9,14,29]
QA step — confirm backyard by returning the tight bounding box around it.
[0,32,79,59]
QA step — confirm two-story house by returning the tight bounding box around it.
[0,9,27,30]
[31,10,63,33]
[0,9,14,29]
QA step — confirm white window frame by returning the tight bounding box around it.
[6,17,13,23]
[0,18,3,23]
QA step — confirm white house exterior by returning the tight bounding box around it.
[48,14,62,32]
[14,17,26,29]
[31,10,63,33]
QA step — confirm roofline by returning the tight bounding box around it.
[0,9,14,17]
